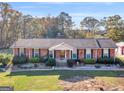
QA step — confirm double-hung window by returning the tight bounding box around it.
[103,49,109,58]
[20,48,25,56]
[34,49,39,57]
[86,49,91,59]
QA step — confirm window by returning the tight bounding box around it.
[86,49,91,59]
[72,53,77,59]
[20,48,25,56]
[34,49,39,57]
[103,49,109,57]
[60,50,65,59]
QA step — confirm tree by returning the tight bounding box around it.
[80,17,99,37]
[102,15,124,42]
[57,12,74,38]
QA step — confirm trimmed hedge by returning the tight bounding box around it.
[97,57,114,64]
[12,56,27,64]
[45,58,56,66]
[29,57,40,63]
[83,58,96,64]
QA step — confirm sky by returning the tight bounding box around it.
[8,2,124,28]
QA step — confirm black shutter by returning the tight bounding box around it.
[32,49,34,57]
[108,49,110,58]
[18,48,19,56]
[24,48,26,56]
[77,49,79,59]
[71,50,72,59]
[91,49,93,58]
[102,49,103,58]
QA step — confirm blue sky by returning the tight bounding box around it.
[8,2,124,27]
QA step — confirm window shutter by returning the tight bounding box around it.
[18,48,19,56]
[102,49,103,58]
[108,49,110,58]
[32,49,34,57]
[91,49,93,58]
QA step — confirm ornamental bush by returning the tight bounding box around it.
[0,53,13,66]
[67,59,73,67]
[83,58,96,64]
[97,57,114,64]
[29,57,40,63]
[12,56,27,64]
[116,56,124,67]
[45,58,56,66]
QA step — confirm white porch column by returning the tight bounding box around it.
[29,48,31,58]
[69,50,71,59]
[52,50,54,58]
[65,50,66,59]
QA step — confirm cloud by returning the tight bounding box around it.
[15,5,49,10]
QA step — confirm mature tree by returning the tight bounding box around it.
[57,12,74,38]
[102,15,124,42]
[80,17,99,37]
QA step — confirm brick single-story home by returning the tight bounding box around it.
[116,42,124,55]
[11,38,117,62]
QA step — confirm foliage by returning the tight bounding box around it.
[45,58,56,66]
[40,56,48,63]
[83,58,96,64]
[116,56,124,67]
[12,56,27,64]
[67,59,73,67]
[97,57,114,64]
[29,57,40,63]
[0,53,13,66]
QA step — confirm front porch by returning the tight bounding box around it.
[49,42,74,63]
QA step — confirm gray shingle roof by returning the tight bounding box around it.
[10,38,117,49]
[96,38,117,48]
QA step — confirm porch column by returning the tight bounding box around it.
[65,50,66,59]
[52,50,54,58]
[29,48,31,58]
[69,50,71,59]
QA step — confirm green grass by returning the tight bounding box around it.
[0,70,124,91]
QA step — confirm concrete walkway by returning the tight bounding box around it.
[11,66,124,72]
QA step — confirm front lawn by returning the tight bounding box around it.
[0,70,124,91]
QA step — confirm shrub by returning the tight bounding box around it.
[29,57,40,63]
[12,56,27,64]
[116,56,124,67]
[97,57,114,64]
[83,58,96,64]
[67,59,73,67]
[0,53,13,66]
[45,58,56,66]
[40,56,48,63]
[95,64,101,68]
[79,58,84,64]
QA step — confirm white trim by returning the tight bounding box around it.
[86,49,91,59]
[19,48,24,56]
[34,48,39,57]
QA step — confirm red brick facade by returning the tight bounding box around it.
[40,49,48,57]
[110,49,115,58]
[92,49,97,59]
[78,49,84,59]
[13,48,19,56]
[13,48,115,59]
[97,49,102,58]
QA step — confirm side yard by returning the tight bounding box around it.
[0,70,124,91]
